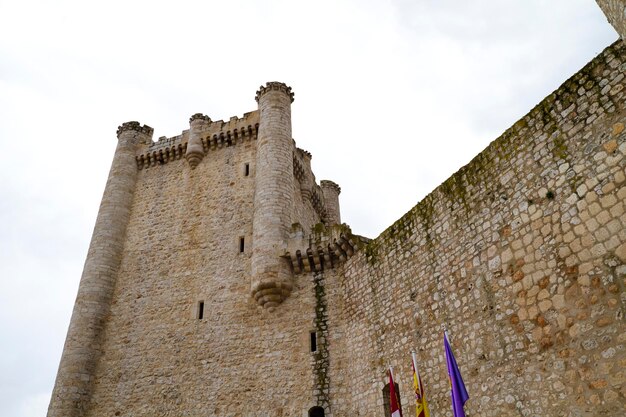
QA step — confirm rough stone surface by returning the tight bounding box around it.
[48,123,153,417]
[49,40,626,417]
[251,82,297,310]
[334,41,626,417]
[596,0,626,40]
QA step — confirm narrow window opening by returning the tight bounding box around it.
[244,163,250,176]
[310,332,317,352]
[198,301,204,319]
[239,237,245,253]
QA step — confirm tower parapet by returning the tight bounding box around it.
[255,81,295,103]
[116,121,154,139]
[293,148,330,222]
[251,82,296,311]
[48,122,152,417]
[320,180,341,225]
[296,148,314,200]
[284,223,366,275]
[135,111,259,170]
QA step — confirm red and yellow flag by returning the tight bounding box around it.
[411,351,430,417]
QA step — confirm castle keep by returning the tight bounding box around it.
[49,5,625,417]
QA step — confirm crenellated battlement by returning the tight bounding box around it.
[189,113,212,124]
[116,121,154,139]
[293,148,307,181]
[293,147,330,222]
[135,111,259,169]
[255,81,294,103]
[320,180,341,195]
[284,223,368,275]
[296,147,311,159]
[309,186,328,222]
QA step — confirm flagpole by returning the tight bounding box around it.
[412,350,430,417]
[411,351,419,374]
[444,329,469,417]
[411,351,420,392]
[411,350,421,415]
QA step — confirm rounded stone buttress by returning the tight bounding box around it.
[251,82,296,310]
[47,122,152,417]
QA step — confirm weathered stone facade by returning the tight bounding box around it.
[50,14,625,417]
[329,40,626,417]
[597,0,626,39]
[48,122,154,417]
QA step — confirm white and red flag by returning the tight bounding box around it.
[389,366,403,417]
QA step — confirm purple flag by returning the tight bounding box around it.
[444,332,469,417]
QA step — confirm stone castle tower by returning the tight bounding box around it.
[48,81,356,416]
[50,5,625,417]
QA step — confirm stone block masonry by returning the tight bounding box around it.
[48,123,153,417]
[251,82,297,311]
[49,15,626,417]
[331,40,626,416]
[320,181,341,226]
[49,81,346,416]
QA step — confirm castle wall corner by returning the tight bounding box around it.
[48,122,152,417]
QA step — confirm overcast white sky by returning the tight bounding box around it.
[0,1,618,416]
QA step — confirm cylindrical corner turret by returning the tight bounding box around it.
[47,122,152,417]
[251,82,295,311]
[186,113,211,169]
[320,180,341,225]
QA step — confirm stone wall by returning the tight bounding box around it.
[48,123,153,417]
[597,0,626,39]
[332,40,626,416]
[84,125,332,415]
[50,88,340,414]
[50,35,625,417]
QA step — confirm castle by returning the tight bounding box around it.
[49,4,625,416]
